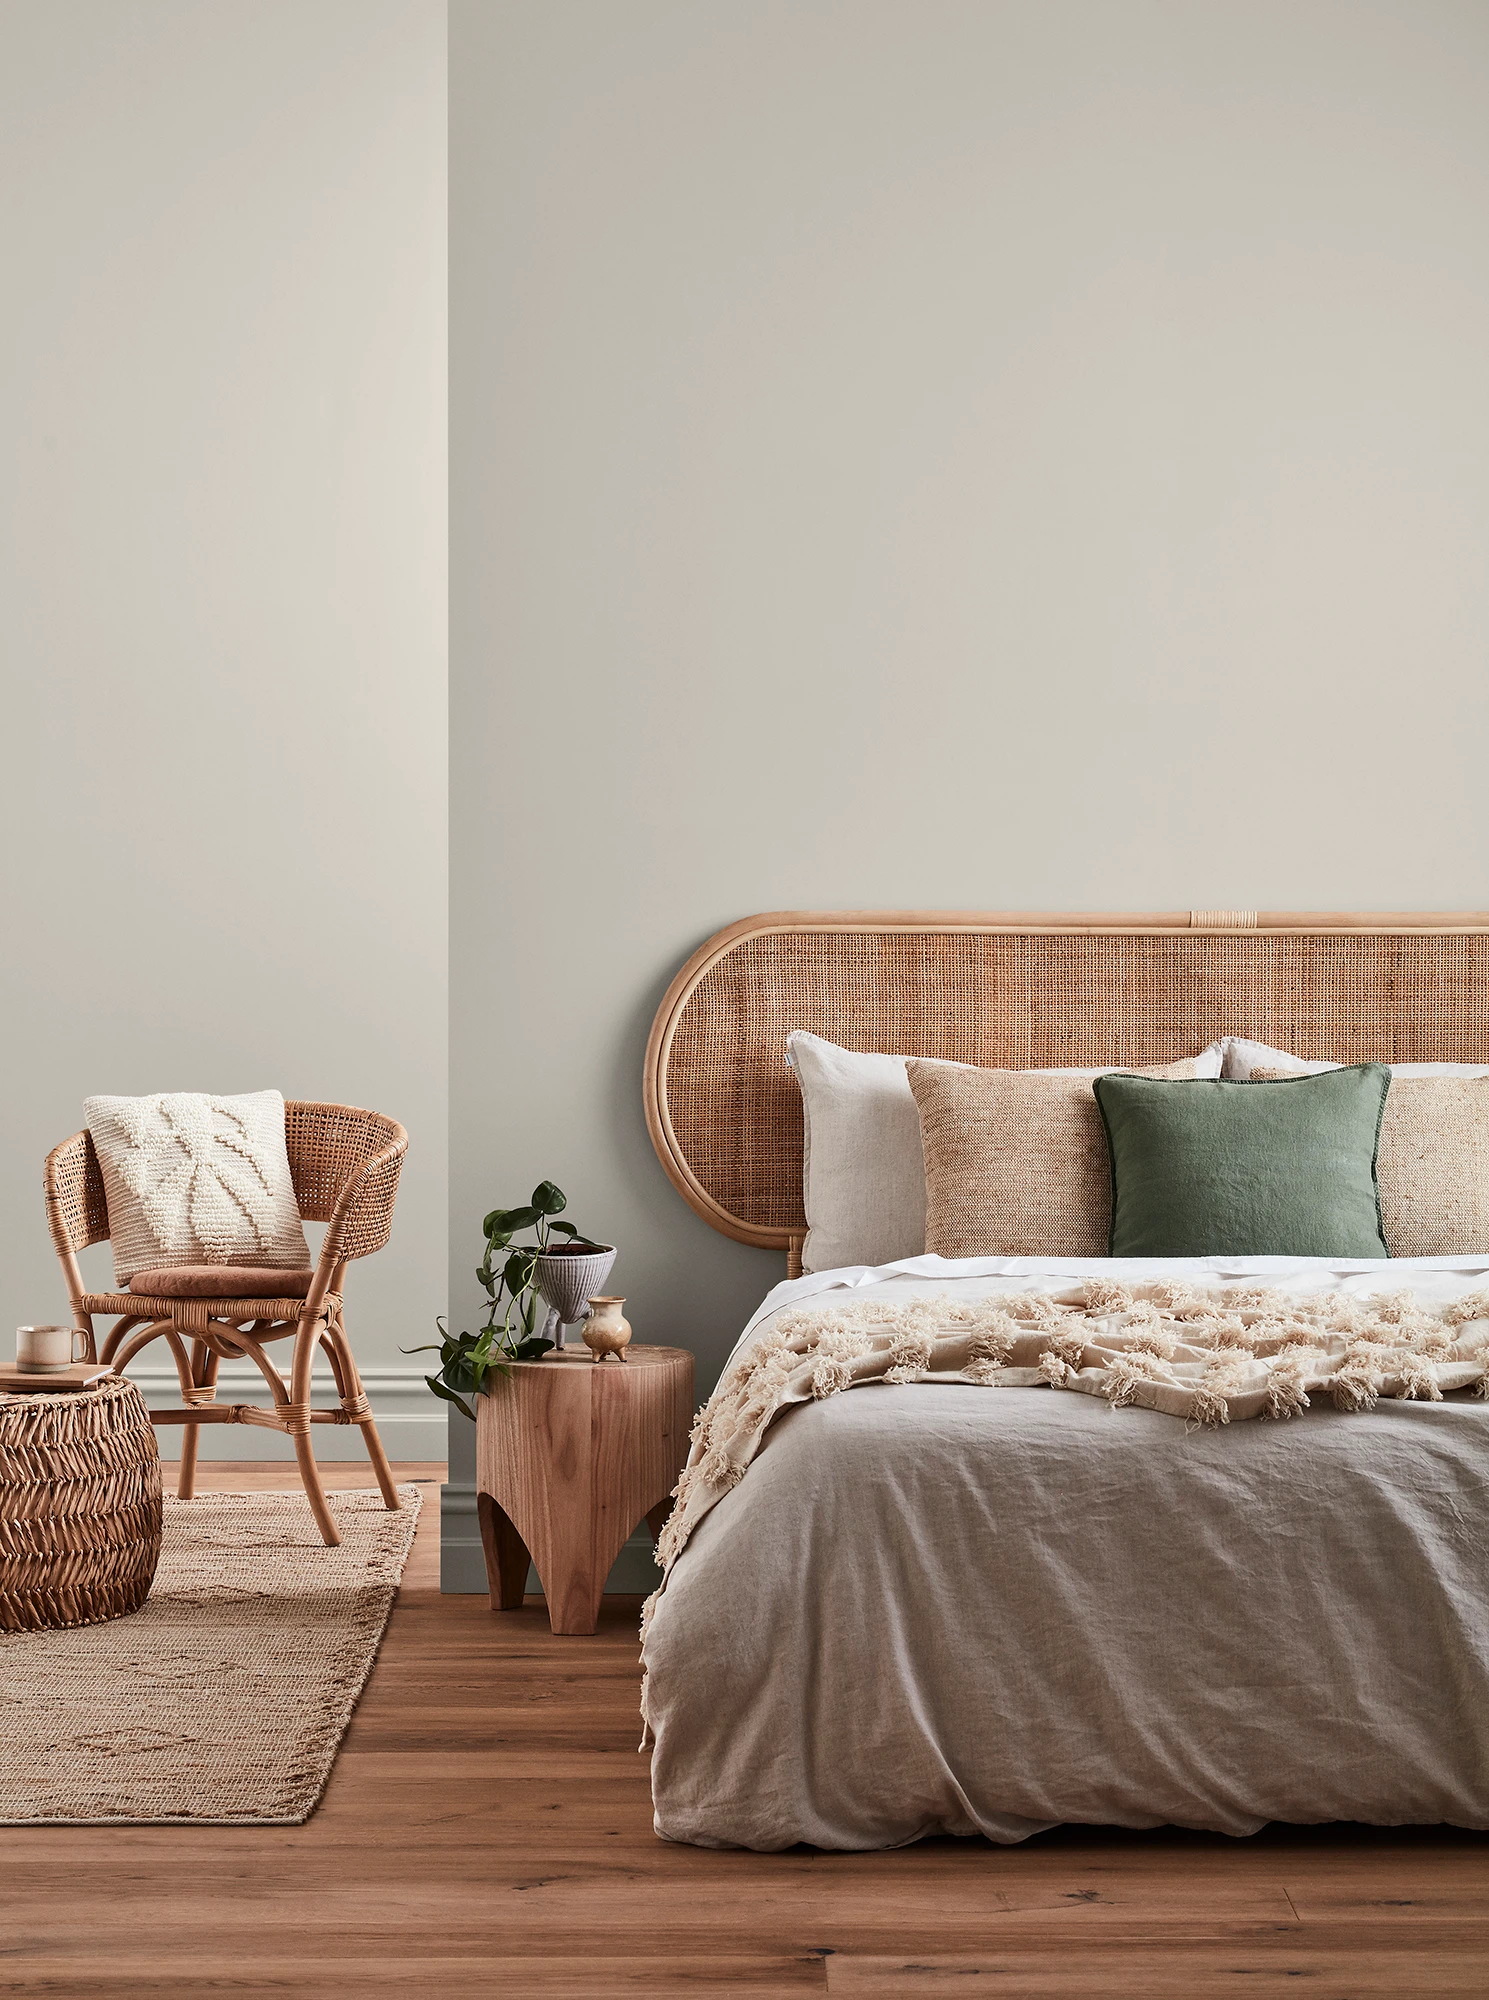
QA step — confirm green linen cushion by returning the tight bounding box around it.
[1091,1066,1391,1259]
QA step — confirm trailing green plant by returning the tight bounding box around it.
[407,1181,605,1419]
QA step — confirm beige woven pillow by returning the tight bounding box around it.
[906,1058,1200,1258]
[1252,1069,1489,1257]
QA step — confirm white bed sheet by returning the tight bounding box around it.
[644,1255,1489,1851]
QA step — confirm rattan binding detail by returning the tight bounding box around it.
[643,909,1489,1255]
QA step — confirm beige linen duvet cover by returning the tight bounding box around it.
[642,1255,1489,1851]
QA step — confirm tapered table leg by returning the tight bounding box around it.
[477,1491,532,1611]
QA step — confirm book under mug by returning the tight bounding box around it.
[0,1362,115,1395]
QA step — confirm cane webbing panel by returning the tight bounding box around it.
[647,917,1489,1249]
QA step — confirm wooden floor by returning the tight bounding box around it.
[5,1463,1488,1998]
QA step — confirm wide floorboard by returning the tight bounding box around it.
[3,1463,1486,1998]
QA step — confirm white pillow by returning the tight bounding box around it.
[786,1032,1225,1274]
[84,1089,311,1287]
[1220,1037,1338,1080]
[1220,1036,1489,1080]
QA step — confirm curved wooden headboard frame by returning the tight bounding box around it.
[644,909,1489,1276]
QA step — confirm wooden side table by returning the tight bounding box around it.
[475,1345,694,1636]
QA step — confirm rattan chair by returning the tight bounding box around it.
[43,1103,407,1547]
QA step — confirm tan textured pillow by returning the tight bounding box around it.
[1253,1069,1489,1257]
[907,1058,1200,1258]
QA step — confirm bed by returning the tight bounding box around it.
[639,910,1489,1851]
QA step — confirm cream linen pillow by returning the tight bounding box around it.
[786,1033,942,1272]
[84,1089,311,1286]
[787,1033,1225,1272]
[1251,1067,1489,1257]
[906,1057,1204,1259]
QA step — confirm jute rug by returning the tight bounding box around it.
[0,1482,421,1826]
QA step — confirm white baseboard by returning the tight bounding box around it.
[438,1479,662,1596]
[128,1362,446,1462]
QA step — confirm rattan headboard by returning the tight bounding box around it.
[643,909,1489,1265]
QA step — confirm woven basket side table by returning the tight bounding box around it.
[476,1345,694,1636]
[0,1376,163,1632]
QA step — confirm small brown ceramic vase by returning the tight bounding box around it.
[582,1297,631,1362]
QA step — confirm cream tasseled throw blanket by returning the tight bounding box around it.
[642,1278,1489,1638]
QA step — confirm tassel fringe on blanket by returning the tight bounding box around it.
[639,1281,1489,1658]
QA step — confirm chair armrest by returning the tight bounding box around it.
[321,1126,408,1264]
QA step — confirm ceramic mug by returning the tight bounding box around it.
[15,1325,89,1372]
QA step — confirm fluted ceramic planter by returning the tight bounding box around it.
[534,1244,617,1349]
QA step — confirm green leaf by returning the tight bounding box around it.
[545,1220,578,1238]
[531,1181,567,1216]
[503,1248,538,1292]
[511,1336,554,1360]
[404,1314,461,1360]
[485,1209,536,1239]
[425,1375,475,1421]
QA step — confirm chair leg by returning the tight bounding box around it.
[290,1313,340,1548]
[176,1340,218,1501]
[327,1313,400,1511]
[293,1427,341,1547]
[177,1422,200,1501]
[359,1414,401,1512]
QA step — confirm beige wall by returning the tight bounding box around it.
[1,0,1482,1573]
[448,0,1489,1582]
[1,1,448,1458]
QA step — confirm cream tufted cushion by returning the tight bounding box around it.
[83,1090,311,1287]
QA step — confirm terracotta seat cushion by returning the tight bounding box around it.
[127,1265,316,1299]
